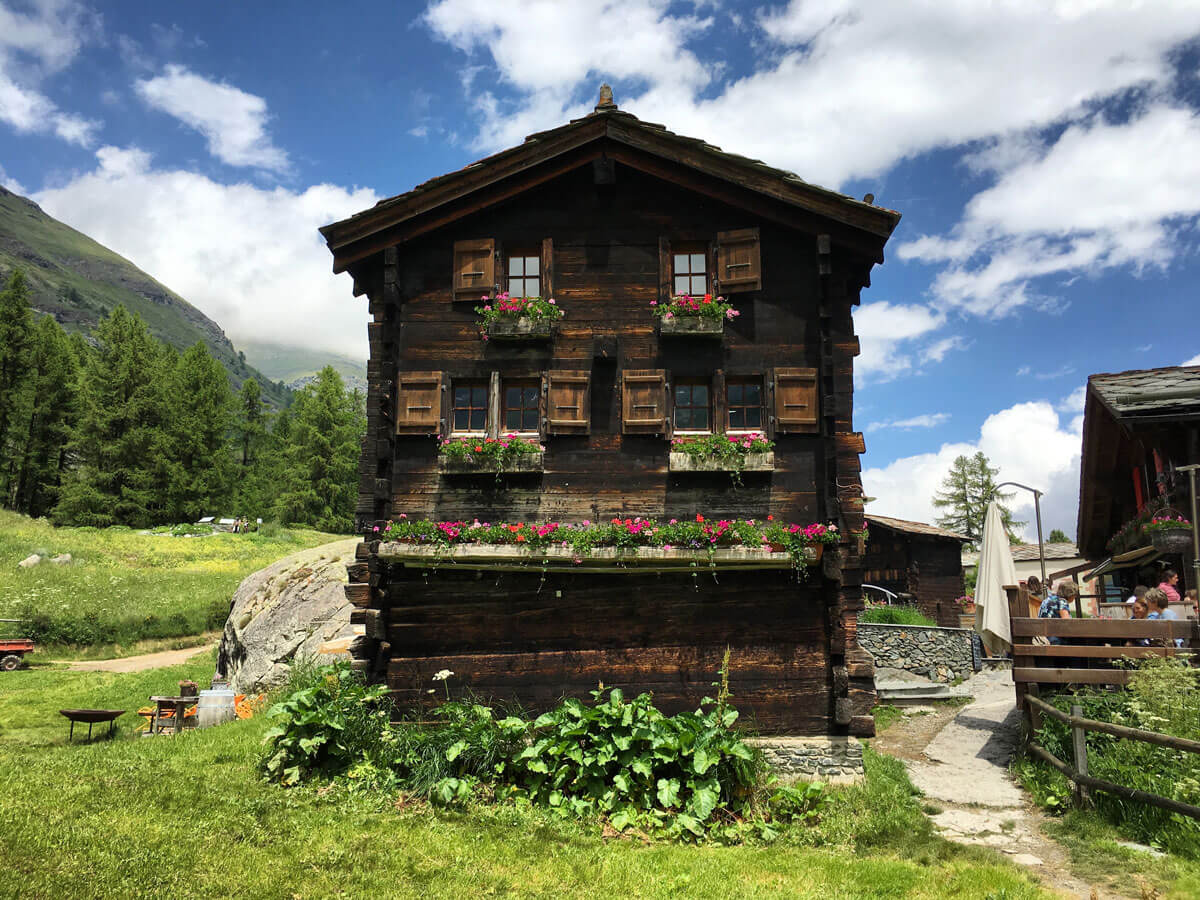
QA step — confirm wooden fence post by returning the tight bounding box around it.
[1071,704,1090,808]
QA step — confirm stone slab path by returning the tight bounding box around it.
[62,642,217,674]
[879,669,1099,899]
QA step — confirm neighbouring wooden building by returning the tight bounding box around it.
[319,87,901,735]
[862,514,968,627]
[1077,365,1200,602]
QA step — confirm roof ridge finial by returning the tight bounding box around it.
[595,83,616,112]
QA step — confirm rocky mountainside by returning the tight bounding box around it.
[0,185,289,407]
[237,340,366,395]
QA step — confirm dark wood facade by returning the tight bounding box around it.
[322,93,900,735]
[863,514,968,627]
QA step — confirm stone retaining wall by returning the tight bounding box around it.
[857,622,975,683]
[746,736,864,784]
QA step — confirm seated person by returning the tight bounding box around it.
[1039,581,1072,644]
[1157,569,1182,604]
[1152,589,1184,647]
[1128,598,1151,645]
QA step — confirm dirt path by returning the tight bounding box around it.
[878,670,1098,899]
[62,642,217,673]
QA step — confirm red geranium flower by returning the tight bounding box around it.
[696,514,704,522]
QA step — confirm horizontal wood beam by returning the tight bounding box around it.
[1013,645,1188,659]
[1011,618,1197,639]
[1013,667,1131,685]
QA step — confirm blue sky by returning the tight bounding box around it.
[2,0,1199,538]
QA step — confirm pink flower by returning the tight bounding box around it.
[399,514,408,519]
[650,300,657,306]
[373,525,380,532]
[548,298,556,305]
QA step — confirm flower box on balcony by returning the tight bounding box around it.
[439,452,544,475]
[669,451,774,472]
[376,541,821,572]
[658,316,724,338]
[483,317,554,341]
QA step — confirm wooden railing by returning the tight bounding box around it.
[1024,694,1200,820]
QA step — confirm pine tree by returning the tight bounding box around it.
[1047,528,1070,543]
[0,269,35,496]
[10,315,80,516]
[931,451,1024,545]
[54,306,170,527]
[235,378,266,469]
[163,342,235,522]
[272,367,364,533]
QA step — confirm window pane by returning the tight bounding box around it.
[509,257,523,276]
[745,407,762,427]
[673,276,690,295]
[674,253,690,273]
[522,409,538,430]
[729,408,744,429]
[505,410,521,431]
[675,384,690,404]
[728,384,743,405]
[454,409,469,430]
[693,407,709,429]
[675,407,692,429]
[744,383,761,405]
[471,386,487,405]
[454,387,470,406]
[522,387,538,406]
[525,278,539,297]
[690,275,706,295]
[470,409,486,430]
[505,387,521,408]
[693,384,708,405]
[690,253,705,271]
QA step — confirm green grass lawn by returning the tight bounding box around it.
[0,511,343,653]
[0,654,1052,900]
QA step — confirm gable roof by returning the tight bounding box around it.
[1088,365,1200,421]
[865,514,969,542]
[320,88,901,274]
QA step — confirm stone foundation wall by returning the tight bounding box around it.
[746,736,864,784]
[857,623,975,683]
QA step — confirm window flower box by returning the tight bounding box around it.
[483,317,555,341]
[438,435,544,475]
[669,451,774,472]
[651,293,738,339]
[658,317,724,338]
[476,293,562,342]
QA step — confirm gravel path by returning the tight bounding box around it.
[62,642,217,673]
[885,669,1099,898]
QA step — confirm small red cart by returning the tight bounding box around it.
[0,619,34,670]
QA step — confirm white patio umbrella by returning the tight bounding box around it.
[974,500,1017,657]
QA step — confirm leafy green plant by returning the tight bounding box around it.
[474,292,563,330]
[260,660,391,785]
[438,435,543,468]
[651,292,739,324]
[858,605,938,627]
[671,432,773,485]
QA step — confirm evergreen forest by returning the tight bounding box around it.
[0,269,365,534]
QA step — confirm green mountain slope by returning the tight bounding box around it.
[239,340,366,393]
[0,186,289,407]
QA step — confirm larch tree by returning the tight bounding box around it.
[0,269,35,496]
[272,366,364,533]
[931,451,1024,546]
[10,314,80,516]
[163,342,235,522]
[1047,528,1070,543]
[54,306,170,527]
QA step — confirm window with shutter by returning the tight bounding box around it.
[395,371,443,435]
[502,378,540,432]
[773,368,819,433]
[545,371,590,434]
[453,238,495,299]
[451,379,489,434]
[716,228,762,293]
[726,377,764,431]
[673,378,711,432]
[622,369,668,434]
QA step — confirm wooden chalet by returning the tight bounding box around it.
[863,514,969,627]
[320,87,901,736]
[1077,366,1200,599]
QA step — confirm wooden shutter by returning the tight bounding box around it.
[395,371,443,435]
[452,238,495,299]
[716,227,761,293]
[658,236,671,302]
[773,367,818,433]
[622,369,668,434]
[545,370,590,434]
[541,237,554,299]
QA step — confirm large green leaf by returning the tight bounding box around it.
[689,786,719,821]
[656,777,680,808]
[692,747,716,775]
[445,740,466,762]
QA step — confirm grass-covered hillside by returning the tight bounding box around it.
[239,339,366,393]
[0,186,289,407]
[0,511,343,651]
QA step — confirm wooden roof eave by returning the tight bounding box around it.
[321,114,900,273]
[1076,385,1124,557]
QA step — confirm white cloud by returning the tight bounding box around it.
[864,413,949,433]
[864,400,1084,541]
[1057,386,1086,415]
[424,0,1200,188]
[34,145,378,358]
[919,336,967,365]
[135,65,289,172]
[0,0,100,146]
[1184,354,1200,366]
[1016,365,1031,377]
[0,161,26,194]
[852,301,944,384]
[901,105,1200,316]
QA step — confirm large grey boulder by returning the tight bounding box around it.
[216,538,363,693]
